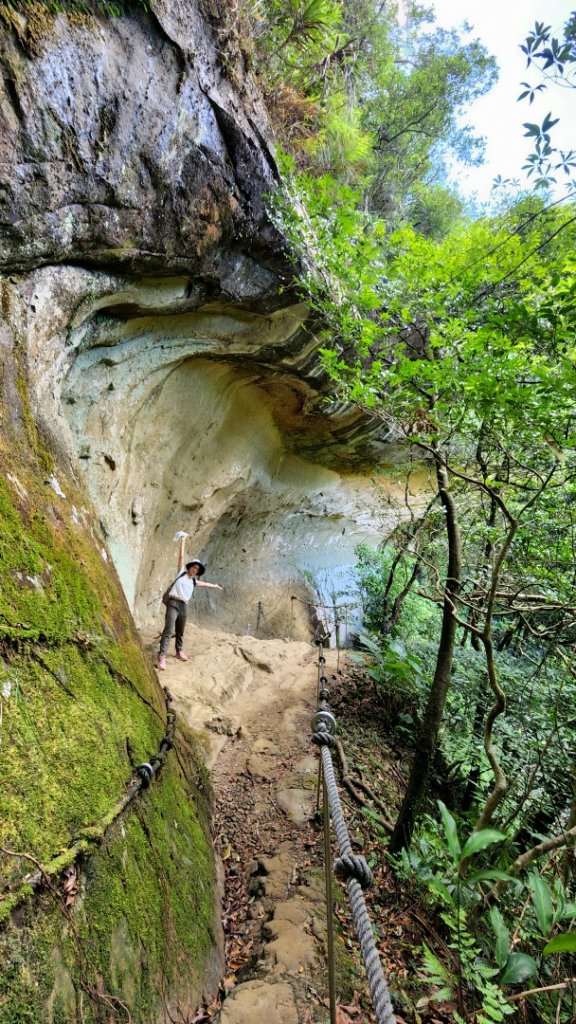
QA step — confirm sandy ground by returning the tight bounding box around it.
[146,624,320,764]
[143,623,339,1022]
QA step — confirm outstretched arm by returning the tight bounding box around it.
[196,581,223,590]
[177,536,186,572]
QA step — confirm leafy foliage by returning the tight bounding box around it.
[263,3,576,1019]
[248,0,495,224]
[398,802,576,1022]
[272,152,576,1019]
[519,16,576,186]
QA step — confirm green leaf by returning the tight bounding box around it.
[438,801,461,862]
[542,112,560,133]
[543,933,576,954]
[499,952,538,986]
[416,986,453,1008]
[489,906,510,968]
[527,872,554,937]
[467,869,518,885]
[421,943,452,987]
[461,829,506,859]
[388,639,408,658]
[558,902,576,920]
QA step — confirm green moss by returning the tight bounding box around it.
[14,367,55,473]
[0,911,62,1024]
[0,887,34,927]
[0,645,163,861]
[0,447,216,1019]
[0,477,107,635]
[80,756,215,1015]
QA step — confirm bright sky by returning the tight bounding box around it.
[429,0,576,204]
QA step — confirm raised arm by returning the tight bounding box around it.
[177,536,186,572]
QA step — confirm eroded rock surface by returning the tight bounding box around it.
[7,258,406,639]
[0,1,282,279]
[0,2,411,644]
[0,4,413,1020]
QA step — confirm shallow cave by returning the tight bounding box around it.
[27,269,405,641]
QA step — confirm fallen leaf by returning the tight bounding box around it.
[336,1008,355,1024]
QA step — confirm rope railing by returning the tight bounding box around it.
[292,595,356,665]
[312,640,397,1024]
[0,686,176,923]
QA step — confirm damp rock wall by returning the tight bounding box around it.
[0,0,405,640]
[0,3,410,1021]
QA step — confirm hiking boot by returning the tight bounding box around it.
[176,651,188,662]
[156,654,166,671]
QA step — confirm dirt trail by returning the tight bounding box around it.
[148,624,337,1022]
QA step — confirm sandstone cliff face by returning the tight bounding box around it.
[0,0,282,283]
[0,2,399,644]
[0,4,401,1021]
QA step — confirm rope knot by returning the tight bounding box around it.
[334,854,373,889]
[312,728,336,747]
[136,762,154,788]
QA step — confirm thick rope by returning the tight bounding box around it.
[312,640,396,1024]
[319,741,397,1024]
[1,687,176,921]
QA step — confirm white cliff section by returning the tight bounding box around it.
[63,337,395,639]
[13,268,404,640]
[0,0,415,645]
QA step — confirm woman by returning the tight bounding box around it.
[156,539,222,670]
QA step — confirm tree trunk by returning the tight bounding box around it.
[389,455,461,853]
[380,515,427,635]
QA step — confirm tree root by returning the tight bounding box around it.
[334,737,393,833]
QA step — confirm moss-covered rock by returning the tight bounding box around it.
[0,360,218,1020]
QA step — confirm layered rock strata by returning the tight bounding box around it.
[0,1,404,640]
[0,4,406,1021]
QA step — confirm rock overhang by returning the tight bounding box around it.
[23,267,401,638]
[0,3,410,642]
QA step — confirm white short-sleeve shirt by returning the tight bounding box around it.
[169,573,197,603]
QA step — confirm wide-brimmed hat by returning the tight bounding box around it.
[185,559,205,575]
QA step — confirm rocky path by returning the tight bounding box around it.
[149,626,338,1023]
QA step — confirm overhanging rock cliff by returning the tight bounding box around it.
[0,3,405,1021]
[1,1,403,641]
